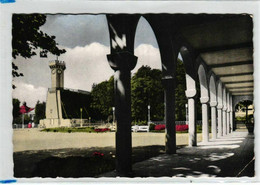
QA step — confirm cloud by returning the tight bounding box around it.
[12,82,47,107]
[41,15,110,48]
[133,44,161,73]
[59,42,113,91]
[12,43,161,107]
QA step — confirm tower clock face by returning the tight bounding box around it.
[57,69,62,74]
[52,69,56,74]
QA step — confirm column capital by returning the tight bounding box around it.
[185,89,196,98]
[217,104,223,109]
[200,97,209,104]
[210,101,218,107]
[107,51,138,71]
[223,107,227,111]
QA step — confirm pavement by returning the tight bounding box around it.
[101,131,255,178]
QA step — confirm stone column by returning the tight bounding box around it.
[217,105,223,137]
[226,92,230,134]
[230,96,233,133]
[162,77,176,154]
[186,88,197,146]
[201,97,209,142]
[107,51,137,176]
[223,108,227,136]
[210,101,217,140]
[222,88,227,136]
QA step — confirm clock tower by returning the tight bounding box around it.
[49,60,66,89]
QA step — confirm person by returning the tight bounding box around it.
[32,122,35,128]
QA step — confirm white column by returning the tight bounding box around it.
[185,77,197,147]
[217,106,223,137]
[230,95,233,133]
[226,92,230,134]
[222,88,227,136]
[210,102,217,140]
[201,97,209,142]
[188,98,196,146]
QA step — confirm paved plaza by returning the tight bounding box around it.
[13,129,254,178]
[101,131,254,178]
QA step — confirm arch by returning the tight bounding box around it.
[133,16,161,71]
[209,74,217,106]
[198,64,209,103]
[180,46,197,98]
[233,95,253,110]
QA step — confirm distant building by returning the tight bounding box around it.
[39,60,91,128]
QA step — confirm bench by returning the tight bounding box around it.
[132,125,149,132]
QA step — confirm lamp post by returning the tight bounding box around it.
[148,105,151,131]
[185,103,188,125]
[80,108,83,127]
[112,107,115,125]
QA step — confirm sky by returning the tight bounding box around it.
[12,14,163,107]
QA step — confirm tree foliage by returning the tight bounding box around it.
[175,59,188,121]
[12,14,66,88]
[34,100,46,124]
[12,98,21,124]
[131,66,164,122]
[90,76,114,121]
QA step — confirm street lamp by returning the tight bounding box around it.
[148,105,151,131]
[80,108,83,127]
[112,107,115,125]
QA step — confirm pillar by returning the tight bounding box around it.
[230,96,233,132]
[107,52,137,176]
[201,97,209,142]
[223,109,227,135]
[210,102,217,140]
[163,77,176,154]
[222,88,227,136]
[186,88,197,146]
[217,105,223,137]
[226,92,230,134]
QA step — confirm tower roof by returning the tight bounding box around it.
[49,60,66,70]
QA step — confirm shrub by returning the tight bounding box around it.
[155,124,165,130]
[94,128,110,132]
[149,123,155,130]
[176,124,188,131]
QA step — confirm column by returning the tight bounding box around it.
[186,88,197,146]
[222,88,227,136]
[210,102,217,140]
[201,97,209,142]
[230,96,233,133]
[226,92,230,134]
[162,77,176,154]
[223,109,227,135]
[217,105,223,137]
[107,52,137,176]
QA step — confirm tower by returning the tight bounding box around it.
[49,60,66,89]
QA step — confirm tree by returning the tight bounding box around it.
[131,66,164,123]
[90,76,114,121]
[12,14,66,88]
[12,98,21,124]
[34,101,46,124]
[175,59,188,121]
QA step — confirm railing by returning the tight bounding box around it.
[13,124,39,129]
